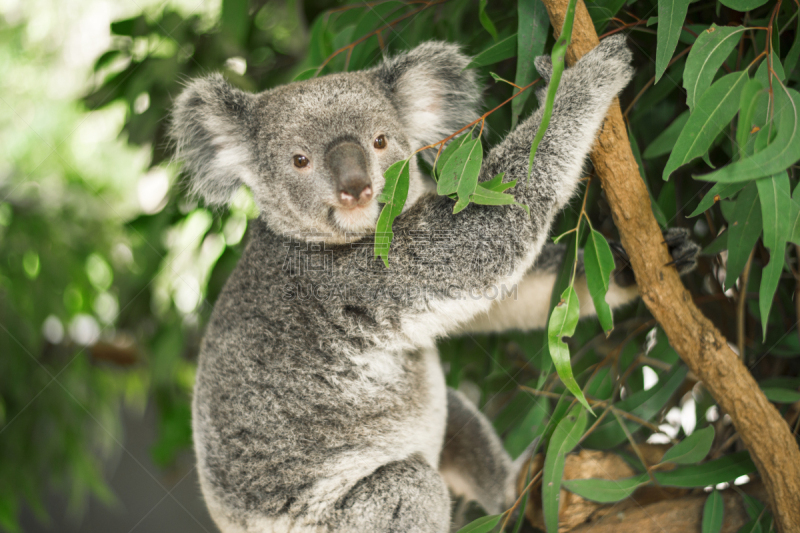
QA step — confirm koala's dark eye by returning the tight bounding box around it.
[373,135,387,150]
[293,155,309,168]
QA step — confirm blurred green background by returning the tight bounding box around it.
[1,0,799,531]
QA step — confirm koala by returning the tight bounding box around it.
[171,36,697,533]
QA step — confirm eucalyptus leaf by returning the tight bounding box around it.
[719,0,769,9]
[660,426,715,465]
[543,405,588,533]
[478,0,498,41]
[688,179,746,218]
[434,133,472,181]
[562,474,649,503]
[455,514,503,533]
[684,25,746,111]
[374,159,410,267]
[701,87,800,183]
[756,172,791,337]
[702,491,724,533]
[438,138,480,196]
[663,71,749,181]
[723,182,761,291]
[654,451,756,487]
[736,78,765,158]
[655,0,691,83]
[548,285,593,412]
[513,0,549,127]
[584,229,615,334]
[453,140,484,213]
[644,111,689,159]
[466,34,517,69]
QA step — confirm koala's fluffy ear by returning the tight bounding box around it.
[170,74,256,206]
[373,42,481,159]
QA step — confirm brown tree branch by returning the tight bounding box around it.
[538,0,800,531]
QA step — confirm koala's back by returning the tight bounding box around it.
[192,221,447,527]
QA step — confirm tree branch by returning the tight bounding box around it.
[537,0,800,530]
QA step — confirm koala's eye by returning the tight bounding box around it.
[293,155,310,168]
[373,135,387,150]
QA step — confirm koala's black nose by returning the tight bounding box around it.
[326,142,373,208]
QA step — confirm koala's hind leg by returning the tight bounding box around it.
[329,453,450,533]
[439,388,525,515]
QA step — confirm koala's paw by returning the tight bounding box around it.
[576,34,634,96]
[662,227,700,274]
[610,227,700,288]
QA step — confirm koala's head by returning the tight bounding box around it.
[170,42,480,244]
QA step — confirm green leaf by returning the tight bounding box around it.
[756,172,791,338]
[702,491,725,533]
[702,230,728,255]
[660,426,715,465]
[434,133,472,182]
[582,365,688,449]
[472,183,530,215]
[455,514,503,533]
[723,182,761,291]
[663,71,749,180]
[689,182,747,217]
[684,25,746,111]
[453,139,484,214]
[562,474,649,503]
[701,87,800,183]
[374,159,411,267]
[785,12,800,76]
[466,34,517,68]
[719,0,769,11]
[529,0,578,180]
[655,0,691,83]
[513,0,550,127]
[644,111,689,159]
[478,0,498,40]
[761,387,800,403]
[654,451,756,487]
[437,138,480,196]
[736,78,765,158]
[548,286,593,413]
[293,68,318,82]
[738,520,763,533]
[481,173,515,192]
[584,229,615,334]
[543,405,588,533]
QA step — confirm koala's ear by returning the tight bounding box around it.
[170,74,257,206]
[373,42,481,156]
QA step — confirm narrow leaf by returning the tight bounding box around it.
[513,0,549,127]
[453,140,484,214]
[472,183,529,214]
[584,229,616,334]
[702,491,724,533]
[723,182,761,291]
[434,133,472,180]
[689,182,747,217]
[660,426,715,465]
[478,0,498,40]
[663,71,749,180]
[654,451,756,487]
[643,111,689,159]
[438,139,480,196]
[562,474,649,503]
[374,159,410,267]
[655,0,691,82]
[481,173,515,192]
[684,25,746,111]
[736,78,765,158]
[719,0,769,12]
[701,86,800,183]
[548,286,593,413]
[466,34,517,69]
[455,514,503,533]
[543,405,588,533]
[761,387,800,403]
[756,172,791,338]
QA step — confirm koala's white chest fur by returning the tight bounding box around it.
[301,346,447,515]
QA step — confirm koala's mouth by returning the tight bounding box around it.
[328,201,380,234]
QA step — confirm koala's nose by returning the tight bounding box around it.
[326,142,373,208]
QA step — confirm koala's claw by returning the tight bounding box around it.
[611,228,699,287]
[662,227,700,274]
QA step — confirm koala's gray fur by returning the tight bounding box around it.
[170,37,666,533]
